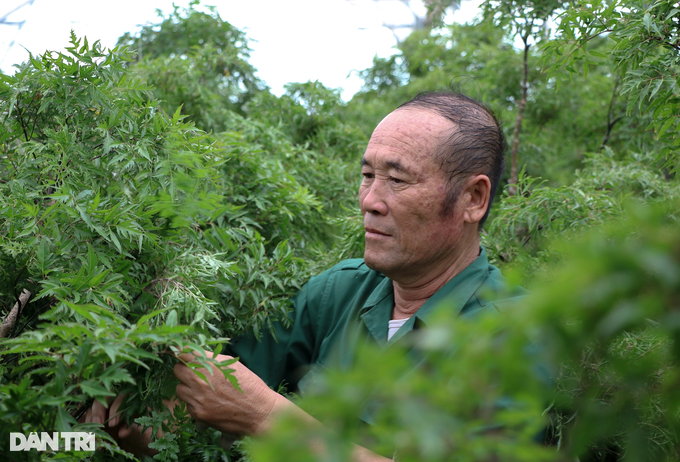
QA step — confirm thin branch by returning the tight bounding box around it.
[16,93,31,142]
[649,34,680,51]
[508,31,531,196]
[88,143,106,162]
[634,340,666,360]
[0,0,36,23]
[556,27,613,64]
[0,289,32,338]
[11,303,43,339]
[28,105,39,140]
[600,75,622,151]
[71,401,91,421]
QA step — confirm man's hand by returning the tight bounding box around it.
[80,394,158,457]
[173,351,289,436]
[173,351,391,461]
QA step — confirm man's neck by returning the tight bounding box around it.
[391,241,480,320]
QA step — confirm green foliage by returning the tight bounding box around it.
[531,200,680,461]
[542,0,680,173]
[117,4,365,227]
[247,81,366,158]
[117,2,265,130]
[252,311,554,462]
[482,0,566,41]
[0,32,327,461]
[356,55,408,97]
[483,147,679,279]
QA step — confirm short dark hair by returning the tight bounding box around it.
[397,91,506,227]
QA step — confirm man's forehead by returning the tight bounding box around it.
[375,107,453,133]
[361,157,405,172]
[363,108,453,166]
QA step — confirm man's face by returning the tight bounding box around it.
[359,108,467,282]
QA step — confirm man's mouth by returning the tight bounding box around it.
[364,227,390,237]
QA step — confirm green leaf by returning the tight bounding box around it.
[55,406,74,432]
[77,206,94,229]
[657,117,676,138]
[171,105,183,124]
[80,379,116,398]
[166,310,178,327]
[87,242,98,270]
[109,230,123,253]
[137,306,173,325]
[87,269,110,288]
[37,238,48,275]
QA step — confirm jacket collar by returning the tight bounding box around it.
[358,248,492,345]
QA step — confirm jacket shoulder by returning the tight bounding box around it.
[310,258,375,282]
[299,258,379,296]
[327,258,369,271]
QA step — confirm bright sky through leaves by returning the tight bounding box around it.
[0,0,482,100]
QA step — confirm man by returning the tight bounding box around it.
[86,91,516,460]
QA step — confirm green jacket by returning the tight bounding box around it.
[228,247,522,394]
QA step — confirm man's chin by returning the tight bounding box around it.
[363,253,393,275]
[363,258,379,271]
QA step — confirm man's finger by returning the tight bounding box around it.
[81,399,107,425]
[108,394,126,428]
[118,422,146,439]
[177,353,195,363]
[118,424,132,439]
[79,407,91,424]
[173,361,193,383]
[175,383,193,404]
[91,400,107,425]
[176,349,218,364]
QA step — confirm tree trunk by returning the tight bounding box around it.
[423,0,448,28]
[0,289,31,338]
[508,35,530,196]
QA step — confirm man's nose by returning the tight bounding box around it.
[360,180,388,216]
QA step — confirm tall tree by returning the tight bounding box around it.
[348,18,637,189]
[544,0,680,175]
[352,0,459,40]
[483,0,565,195]
[117,1,265,131]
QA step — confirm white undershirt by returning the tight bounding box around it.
[387,318,410,341]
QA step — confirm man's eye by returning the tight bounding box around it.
[362,172,374,179]
[390,177,403,184]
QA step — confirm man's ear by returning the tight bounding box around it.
[462,174,491,225]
